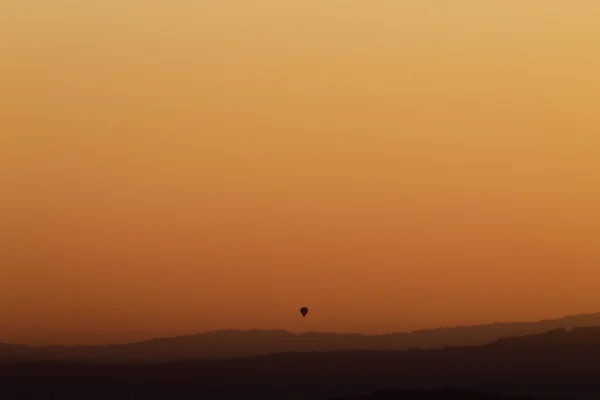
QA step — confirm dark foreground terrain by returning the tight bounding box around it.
[2,327,600,399]
[335,389,557,399]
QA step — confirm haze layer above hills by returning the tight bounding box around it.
[1,312,600,362]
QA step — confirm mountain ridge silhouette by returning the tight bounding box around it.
[1,312,600,363]
[3,326,600,399]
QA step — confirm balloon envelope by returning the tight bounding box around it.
[300,307,308,318]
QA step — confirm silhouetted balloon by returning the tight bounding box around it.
[300,307,308,318]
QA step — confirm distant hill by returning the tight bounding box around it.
[3,327,600,399]
[1,312,600,362]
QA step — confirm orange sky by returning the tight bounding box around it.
[1,1,600,345]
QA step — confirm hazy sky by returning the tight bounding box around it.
[2,1,600,345]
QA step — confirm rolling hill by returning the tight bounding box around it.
[1,312,600,362]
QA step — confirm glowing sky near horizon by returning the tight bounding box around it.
[1,1,600,345]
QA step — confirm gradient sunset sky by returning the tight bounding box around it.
[1,1,599,345]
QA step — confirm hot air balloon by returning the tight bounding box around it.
[300,307,308,318]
